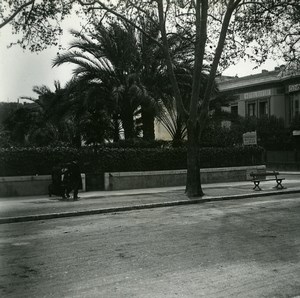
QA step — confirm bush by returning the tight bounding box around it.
[199,145,263,168]
[230,116,293,150]
[201,125,242,147]
[0,145,264,176]
[0,146,80,176]
[96,139,177,149]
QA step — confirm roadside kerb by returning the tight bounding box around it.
[1,187,300,224]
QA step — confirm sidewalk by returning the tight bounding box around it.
[1,172,300,224]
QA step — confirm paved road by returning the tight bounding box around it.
[1,193,300,298]
[2,177,300,223]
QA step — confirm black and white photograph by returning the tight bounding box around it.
[0,1,300,297]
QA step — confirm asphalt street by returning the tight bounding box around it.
[0,193,299,298]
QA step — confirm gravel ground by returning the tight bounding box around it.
[0,193,299,298]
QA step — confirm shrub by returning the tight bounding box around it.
[201,125,242,147]
[199,145,263,168]
[230,115,293,150]
[0,145,264,176]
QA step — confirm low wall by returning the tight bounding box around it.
[0,174,86,197]
[104,165,266,191]
[0,165,266,196]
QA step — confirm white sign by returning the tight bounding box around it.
[288,84,300,93]
[244,89,271,100]
[293,130,300,136]
[243,131,257,145]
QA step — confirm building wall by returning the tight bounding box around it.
[236,88,274,119]
[155,121,172,141]
[270,94,286,119]
[154,68,300,141]
[238,99,246,117]
[285,96,291,126]
[218,68,300,127]
[289,89,300,119]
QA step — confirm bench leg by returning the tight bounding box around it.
[276,179,284,189]
[253,181,261,191]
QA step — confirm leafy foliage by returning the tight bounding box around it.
[0,145,263,176]
[53,21,166,140]
[234,0,300,68]
[0,0,74,51]
[230,116,293,150]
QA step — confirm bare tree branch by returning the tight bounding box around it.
[0,0,34,29]
[156,0,188,118]
[126,0,157,24]
[199,0,242,126]
[77,0,163,49]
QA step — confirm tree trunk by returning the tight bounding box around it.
[185,120,204,197]
[141,107,155,141]
[113,114,120,143]
[122,108,135,140]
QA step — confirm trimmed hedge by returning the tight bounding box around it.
[0,145,264,176]
[199,146,263,168]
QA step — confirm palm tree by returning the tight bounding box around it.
[63,77,117,145]
[156,94,188,142]
[53,22,152,140]
[3,106,33,145]
[137,22,198,143]
[155,62,222,144]
[20,81,73,146]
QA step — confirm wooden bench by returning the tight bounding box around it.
[250,171,285,191]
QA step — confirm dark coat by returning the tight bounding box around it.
[68,162,82,189]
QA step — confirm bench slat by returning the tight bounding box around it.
[250,172,279,177]
[252,179,277,182]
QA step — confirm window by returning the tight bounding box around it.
[231,105,238,116]
[295,100,299,116]
[290,93,300,118]
[259,101,268,117]
[248,102,256,117]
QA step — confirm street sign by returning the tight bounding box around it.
[243,131,257,145]
[288,84,300,93]
[293,130,300,136]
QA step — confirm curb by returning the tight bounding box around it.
[1,188,300,224]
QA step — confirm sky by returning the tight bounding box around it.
[0,16,282,103]
[0,15,80,103]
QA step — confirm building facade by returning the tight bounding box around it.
[217,67,300,127]
[155,67,300,140]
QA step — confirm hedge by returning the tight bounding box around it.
[0,145,264,176]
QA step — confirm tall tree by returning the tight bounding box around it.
[64,78,117,145]
[3,105,32,145]
[53,22,157,140]
[20,81,74,146]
